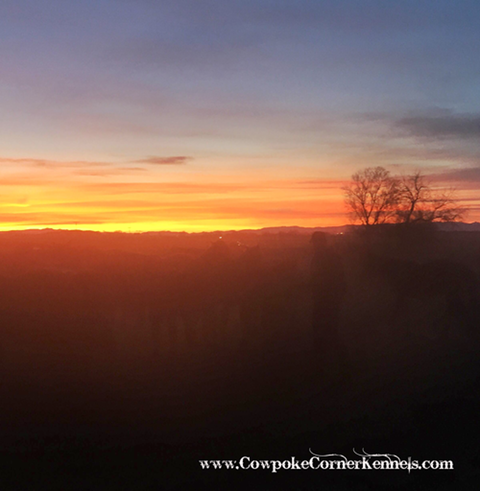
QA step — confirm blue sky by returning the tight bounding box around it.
[1,0,479,230]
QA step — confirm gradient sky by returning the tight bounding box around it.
[1,0,480,231]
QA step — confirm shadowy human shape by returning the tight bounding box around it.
[310,232,348,371]
[177,239,236,348]
[361,252,480,336]
[236,246,265,346]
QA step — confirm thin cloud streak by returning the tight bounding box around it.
[0,157,108,168]
[0,156,182,175]
[133,156,193,165]
[396,112,480,140]
[430,166,480,184]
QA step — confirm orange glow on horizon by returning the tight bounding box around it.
[0,170,350,232]
[1,163,478,233]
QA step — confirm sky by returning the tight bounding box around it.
[1,0,480,231]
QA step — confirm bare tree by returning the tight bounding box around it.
[343,167,400,226]
[344,167,466,226]
[395,171,465,224]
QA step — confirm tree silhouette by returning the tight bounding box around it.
[395,171,465,224]
[343,167,399,226]
[344,167,466,226]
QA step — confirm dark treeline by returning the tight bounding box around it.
[1,227,480,489]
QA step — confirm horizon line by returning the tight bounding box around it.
[0,221,477,236]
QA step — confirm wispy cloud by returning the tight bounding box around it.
[133,156,193,165]
[396,111,480,140]
[73,182,251,195]
[0,157,109,168]
[0,157,49,166]
[430,166,480,183]
[0,156,172,174]
[74,167,146,177]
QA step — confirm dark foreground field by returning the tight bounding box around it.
[0,227,479,489]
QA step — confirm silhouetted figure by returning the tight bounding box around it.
[364,253,480,336]
[260,260,299,349]
[237,246,265,346]
[310,232,347,369]
[184,239,234,346]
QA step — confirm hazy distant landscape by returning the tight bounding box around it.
[0,226,479,488]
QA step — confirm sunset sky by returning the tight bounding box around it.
[1,0,480,231]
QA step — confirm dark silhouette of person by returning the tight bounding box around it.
[186,239,234,346]
[237,246,264,346]
[310,232,347,370]
[368,254,480,336]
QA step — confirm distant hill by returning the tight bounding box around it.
[2,222,480,239]
[225,225,351,235]
[435,221,480,232]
